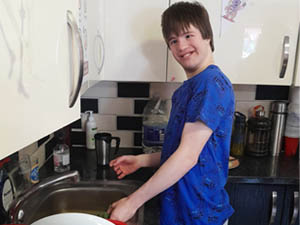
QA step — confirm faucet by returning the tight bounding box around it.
[10,170,80,222]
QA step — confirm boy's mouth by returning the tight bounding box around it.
[180,51,194,59]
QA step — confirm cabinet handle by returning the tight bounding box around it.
[279,36,289,78]
[67,10,84,108]
[290,191,299,225]
[94,33,105,75]
[269,191,277,225]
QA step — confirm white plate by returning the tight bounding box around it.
[31,213,114,225]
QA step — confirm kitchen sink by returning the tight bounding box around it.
[9,171,144,225]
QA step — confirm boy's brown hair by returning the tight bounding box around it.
[161,1,214,52]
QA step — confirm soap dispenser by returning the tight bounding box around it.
[86,111,97,150]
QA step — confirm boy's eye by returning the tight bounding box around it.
[185,34,191,39]
[169,39,177,45]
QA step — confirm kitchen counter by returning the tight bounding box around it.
[39,148,299,225]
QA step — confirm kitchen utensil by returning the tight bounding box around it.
[269,101,288,156]
[246,108,272,157]
[31,213,126,225]
[95,133,120,166]
[230,112,246,156]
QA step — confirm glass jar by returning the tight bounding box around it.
[246,110,272,157]
[230,112,246,156]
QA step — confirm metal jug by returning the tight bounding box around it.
[94,133,120,166]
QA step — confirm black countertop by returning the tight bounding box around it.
[41,147,299,184]
[39,148,299,225]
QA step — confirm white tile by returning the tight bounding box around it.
[233,85,256,101]
[82,81,117,98]
[99,98,134,115]
[150,82,181,100]
[80,114,116,131]
[235,100,272,118]
[96,115,116,131]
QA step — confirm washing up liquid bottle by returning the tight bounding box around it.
[86,111,98,150]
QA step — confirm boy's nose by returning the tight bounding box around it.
[177,39,188,51]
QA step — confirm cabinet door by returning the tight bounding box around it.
[293,24,300,87]
[281,185,299,225]
[80,0,106,94]
[101,0,168,82]
[167,0,222,82]
[226,183,285,225]
[214,0,299,85]
[0,0,82,159]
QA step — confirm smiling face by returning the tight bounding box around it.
[168,25,213,78]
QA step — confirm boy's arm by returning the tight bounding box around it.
[109,121,212,221]
[136,152,161,168]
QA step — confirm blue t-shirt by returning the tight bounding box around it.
[160,65,235,225]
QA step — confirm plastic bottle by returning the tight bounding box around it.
[85,111,98,150]
[284,87,300,156]
[53,133,70,173]
[230,112,246,156]
[30,156,39,184]
[142,97,168,154]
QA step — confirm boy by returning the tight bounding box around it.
[108,2,235,225]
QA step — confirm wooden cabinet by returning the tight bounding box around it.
[226,183,299,225]
[100,0,168,82]
[214,0,299,85]
[0,0,83,159]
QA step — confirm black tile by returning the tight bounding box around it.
[70,131,86,145]
[117,116,143,131]
[80,98,98,113]
[118,82,150,98]
[134,133,142,146]
[37,135,50,147]
[70,119,82,129]
[255,85,290,100]
[134,100,149,114]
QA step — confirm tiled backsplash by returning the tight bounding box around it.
[15,82,289,166]
[72,81,289,148]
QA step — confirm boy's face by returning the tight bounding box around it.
[167,24,212,77]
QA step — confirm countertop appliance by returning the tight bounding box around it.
[269,101,288,156]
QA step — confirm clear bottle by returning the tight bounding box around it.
[230,112,246,156]
[142,97,168,154]
[53,137,70,173]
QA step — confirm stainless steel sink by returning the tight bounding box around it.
[9,171,144,225]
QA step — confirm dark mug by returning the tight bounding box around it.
[94,133,120,166]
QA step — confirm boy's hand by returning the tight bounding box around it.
[107,197,137,222]
[109,155,141,179]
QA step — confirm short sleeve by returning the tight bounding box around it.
[186,73,234,131]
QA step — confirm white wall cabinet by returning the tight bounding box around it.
[84,0,299,85]
[214,0,299,85]
[79,0,105,94]
[100,0,168,82]
[293,33,300,87]
[292,21,300,86]
[0,0,83,159]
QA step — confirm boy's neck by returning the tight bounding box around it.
[186,56,214,79]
